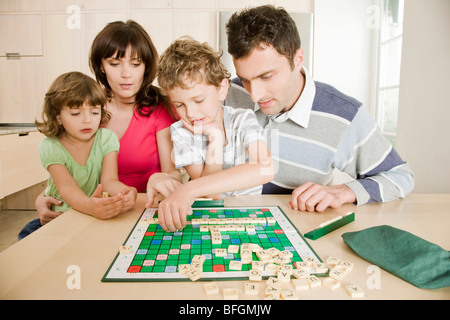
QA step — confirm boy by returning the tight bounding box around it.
[153,37,274,232]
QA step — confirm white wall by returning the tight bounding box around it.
[395,0,450,193]
[313,0,377,115]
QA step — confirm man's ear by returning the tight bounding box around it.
[293,48,304,70]
[218,78,230,101]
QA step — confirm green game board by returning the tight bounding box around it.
[102,206,323,282]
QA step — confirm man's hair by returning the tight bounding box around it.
[158,36,230,91]
[226,5,301,69]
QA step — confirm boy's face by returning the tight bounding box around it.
[168,78,229,131]
[233,45,304,116]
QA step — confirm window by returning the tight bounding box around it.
[375,0,404,145]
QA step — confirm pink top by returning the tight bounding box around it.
[118,105,174,192]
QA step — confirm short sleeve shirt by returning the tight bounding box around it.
[39,128,120,212]
[170,105,266,196]
[117,105,175,192]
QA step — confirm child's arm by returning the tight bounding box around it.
[48,163,126,219]
[157,140,274,231]
[100,151,137,213]
[180,119,224,199]
[146,126,182,207]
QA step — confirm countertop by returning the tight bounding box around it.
[0,123,38,136]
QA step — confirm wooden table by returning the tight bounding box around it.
[1,194,449,300]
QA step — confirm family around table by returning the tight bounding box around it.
[19,5,414,238]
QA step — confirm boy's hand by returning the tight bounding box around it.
[156,186,194,232]
[145,173,182,208]
[181,119,223,139]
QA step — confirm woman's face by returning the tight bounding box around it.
[101,46,145,103]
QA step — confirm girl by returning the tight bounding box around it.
[35,71,137,219]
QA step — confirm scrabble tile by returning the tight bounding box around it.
[266,217,276,224]
[292,278,310,290]
[329,266,347,282]
[292,268,309,279]
[245,282,259,296]
[266,277,282,287]
[304,257,316,266]
[306,275,321,288]
[266,247,281,257]
[119,245,132,255]
[313,262,328,273]
[280,250,293,259]
[215,248,227,257]
[345,284,365,298]
[281,289,298,300]
[294,261,309,270]
[178,264,192,275]
[228,245,240,254]
[339,260,354,271]
[203,282,219,295]
[264,285,281,297]
[223,288,239,300]
[280,264,293,274]
[277,269,291,283]
[265,263,280,274]
[229,260,242,271]
[192,255,206,264]
[245,225,256,233]
[190,262,203,271]
[323,278,341,291]
[252,261,264,271]
[186,269,202,281]
[249,269,262,281]
[326,256,341,267]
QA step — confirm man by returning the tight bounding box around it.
[224,5,414,212]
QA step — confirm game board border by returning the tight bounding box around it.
[101,206,326,282]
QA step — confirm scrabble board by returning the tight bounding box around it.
[102,206,324,282]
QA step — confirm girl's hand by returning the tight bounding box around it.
[89,184,125,219]
[118,186,138,213]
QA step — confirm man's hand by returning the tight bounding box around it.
[288,182,356,212]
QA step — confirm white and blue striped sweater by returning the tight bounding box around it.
[225,79,414,205]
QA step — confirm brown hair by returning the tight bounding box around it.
[226,5,301,69]
[36,72,108,137]
[89,20,171,117]
[158,36,230,91]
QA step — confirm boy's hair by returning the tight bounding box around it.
[158,37,230,91]
[36,72,109,137]
[226,5,301,69]
[89,20,171,117]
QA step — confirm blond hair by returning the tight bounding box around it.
[158,37,230,91]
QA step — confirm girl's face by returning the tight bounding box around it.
[101,45,145,103]
[57,102,102,142]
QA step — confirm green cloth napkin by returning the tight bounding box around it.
[342,225,450,289]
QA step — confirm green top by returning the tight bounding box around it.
[39,128,120,213]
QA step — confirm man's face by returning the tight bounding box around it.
[233,45,304,115]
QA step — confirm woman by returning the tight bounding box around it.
[25,20,181,238]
